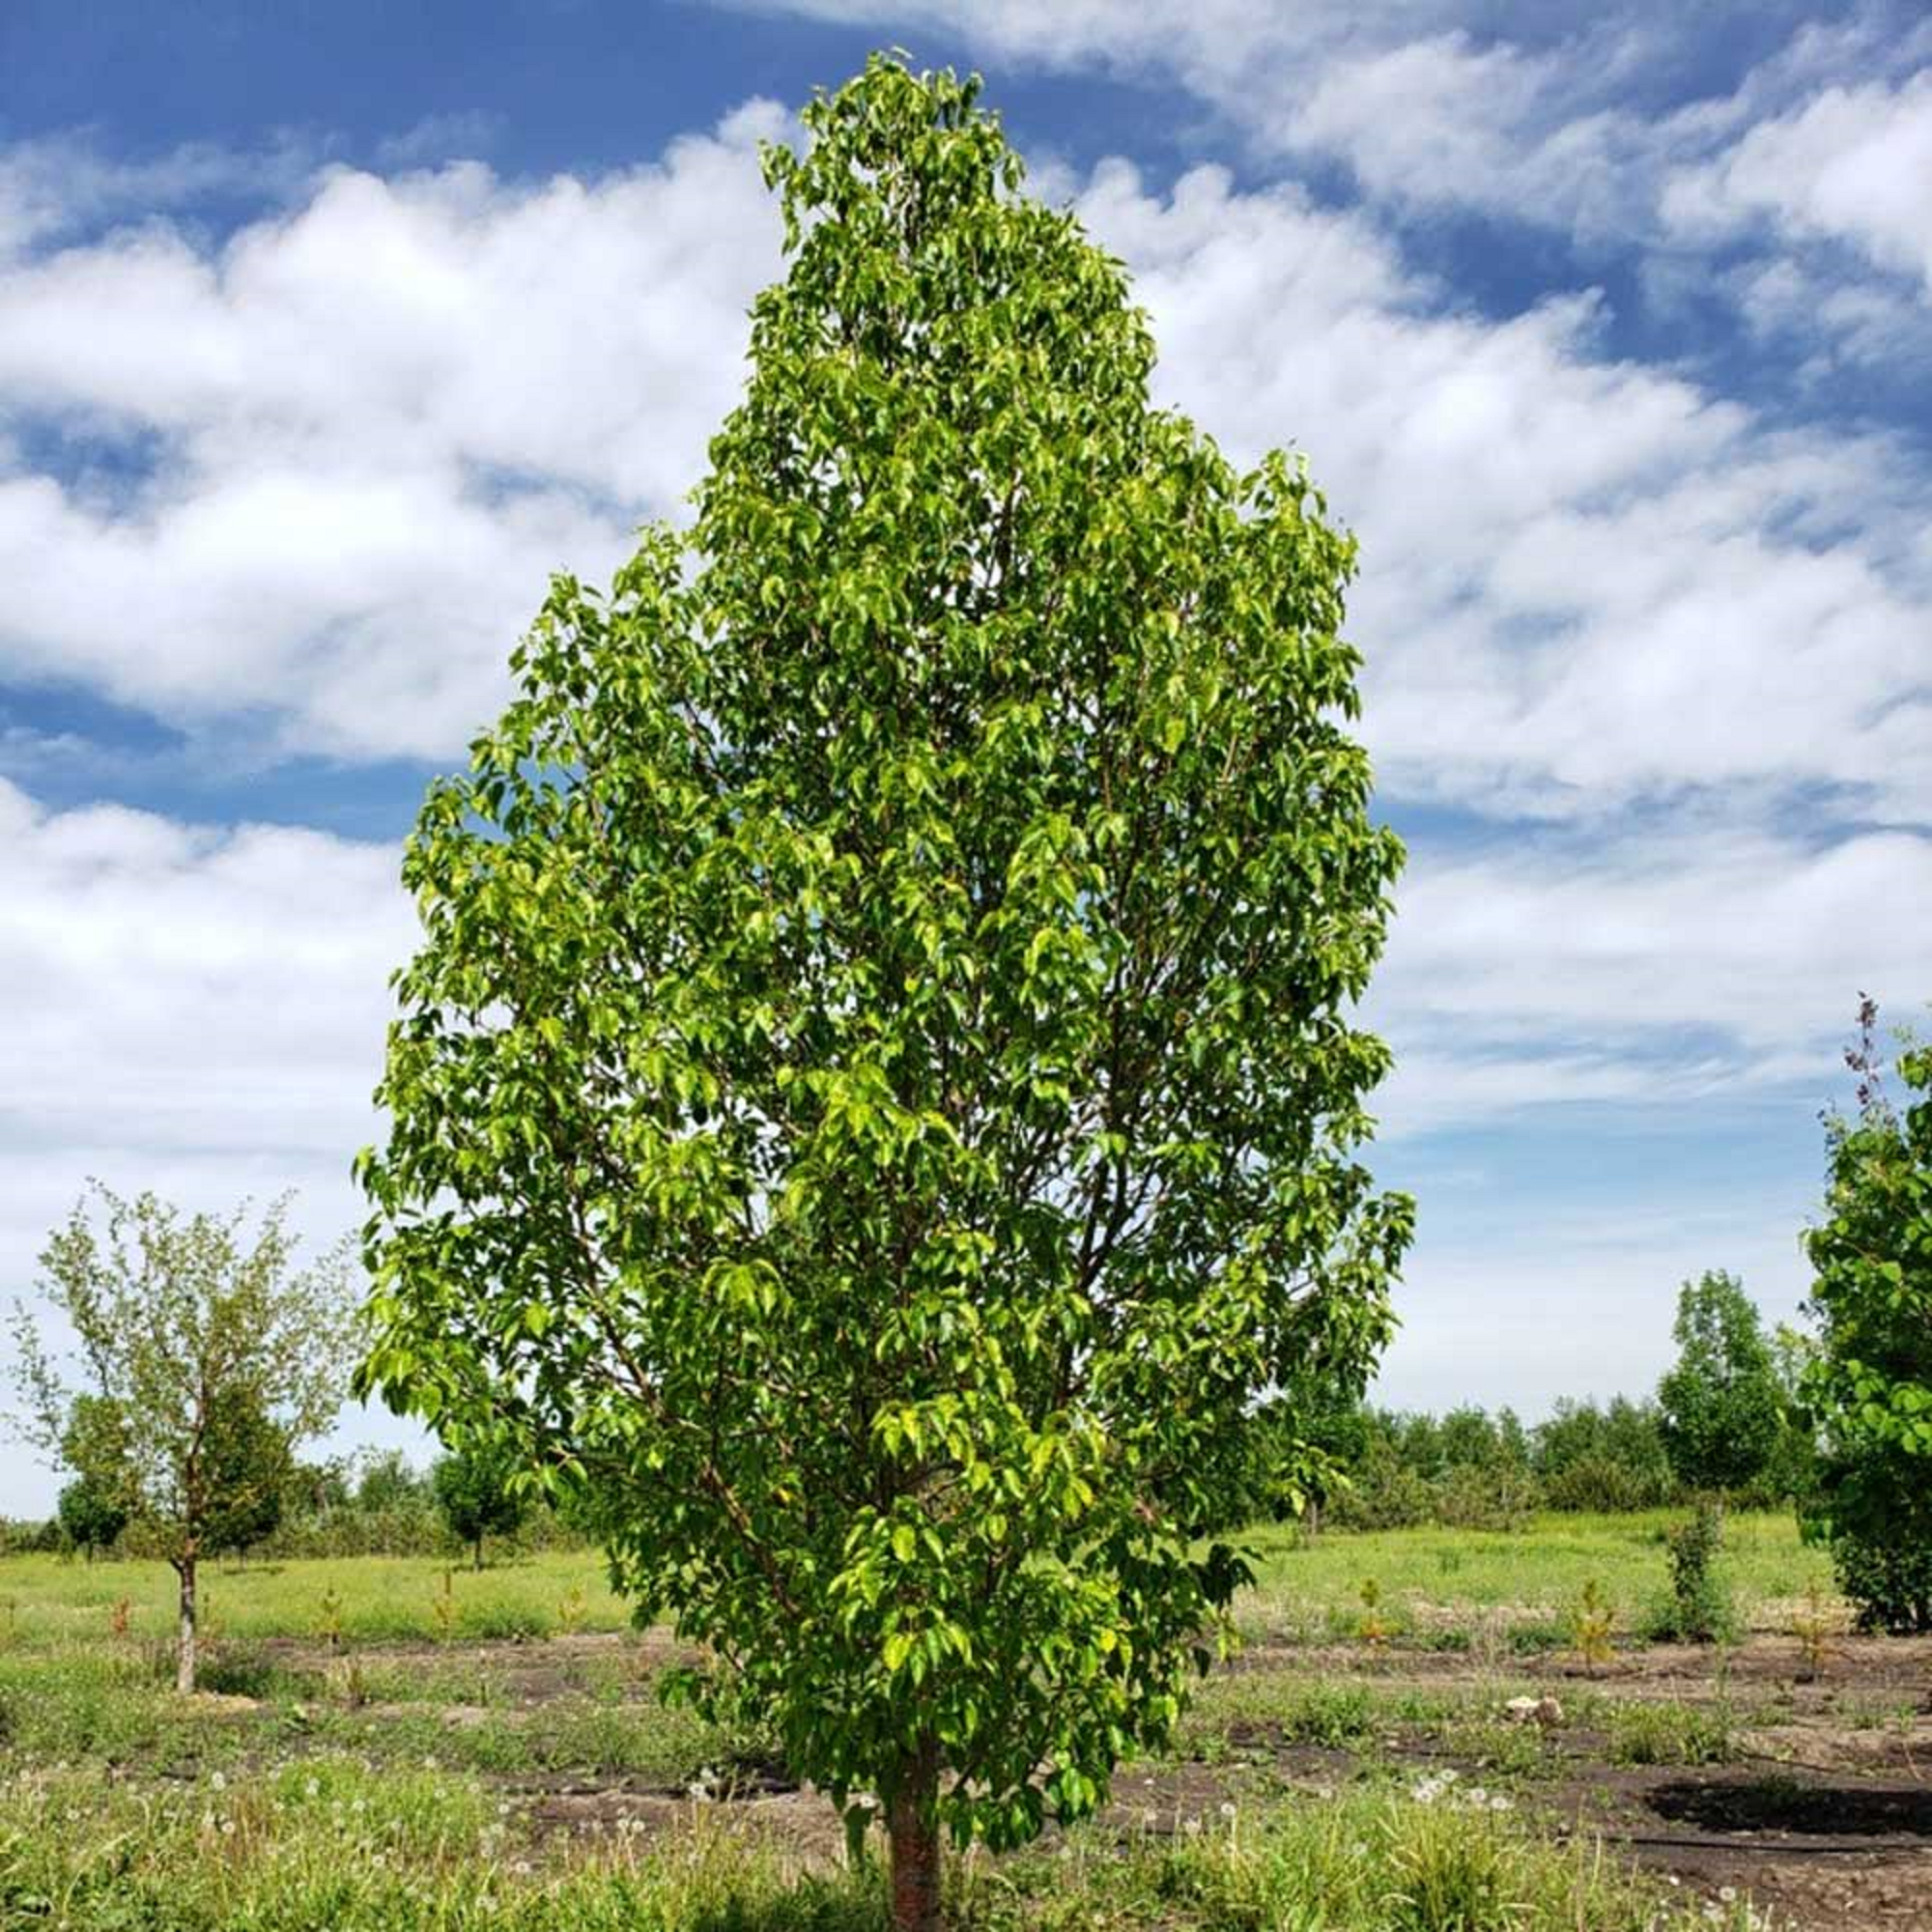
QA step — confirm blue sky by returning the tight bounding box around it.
[3,1,1928,1511]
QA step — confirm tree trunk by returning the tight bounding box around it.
[887,1738,943,1932]
[174,1554,198,1694]
[473,1533,484,1572]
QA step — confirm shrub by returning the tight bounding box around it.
[1641,1501,1736,1643]
[1435,1462,1539,1532]
[1542,1452,1667,1515]
[1802,1003,1932,1632]
[1329,1441,1436,1530]
[1828,1530,1932,1635]
[1533,1397,1674,1511]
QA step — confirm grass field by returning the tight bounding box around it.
[0,1512,1913,1931]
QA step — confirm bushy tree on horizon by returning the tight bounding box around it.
[356,55,1411,1932]
[199,1385,297,1561]
[1657,1269,1782,1503]
[431,1438,528,1570]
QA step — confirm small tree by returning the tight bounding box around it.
[356,57,1410,1932]
[431,1439,527,1569]
[1803,998,1932,1631]
[1657,1269,1782,1504]
[10,1187,355,1690]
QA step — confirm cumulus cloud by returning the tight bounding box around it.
[1373,823,1932,1133]
[0,105,787,757]
[6,107,1926,808]
[1662,70,1932,291]
[747,0,1932,359]
[1067,161,1932,823]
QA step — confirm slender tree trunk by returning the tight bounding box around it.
[887,1737,943,1932]
[174,1554,198,1694]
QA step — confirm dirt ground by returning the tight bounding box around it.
[261,1629,1932,1928]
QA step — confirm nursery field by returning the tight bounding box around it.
[1,1513,1926,1932]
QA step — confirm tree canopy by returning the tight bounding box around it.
[356,54,1410,1931]
[1657,1269,1782,1500]
[432,1438,529,1569]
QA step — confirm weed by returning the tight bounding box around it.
[1607,1700,1735,1766]
[466,1603,551,1642]
[315,1584,345,1648]
[1570,1577,1615,1675]
[1280,1682,1377,1748]
[1381,1793,1529,1930]
[1357,1577,1391,1648]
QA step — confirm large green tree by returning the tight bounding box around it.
[1803,999,1932,1630]
[1657,1269,1782,1502]
[11,1188,355,1690]
[356,57,1411,1931]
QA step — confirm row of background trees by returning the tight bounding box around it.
[0,1261,1843,1563]
[15,1033,1908,1617]
[31,1414,547,1570]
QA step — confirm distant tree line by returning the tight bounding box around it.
[1230,1269,1817,1534]
[6,1008,1924,1674]
[7,1438,582,1567]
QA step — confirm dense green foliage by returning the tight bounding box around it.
[53,1395,132,1558]
[433,1438,531,1568]
[356,57,1410,1919]
[1657,1270,1783,1500]
[1804,1002,1932,1632]
[1533,1396,1677,1513]
[55,1472,128,1559]
[1641,1500,1737,1644]
[1275,1391,1796,1533]
[200,1386,297,1557]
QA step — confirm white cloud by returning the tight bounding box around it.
[0,107,786,757]
[1374,1202,1817,1419]
[1067,161,1932,822]
[1372,823,1932,1136]
[0,134,319,259]
[6,92,1926,805]
[1662,71,1932,292]
[748,0,1932,358]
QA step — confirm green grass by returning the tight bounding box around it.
[0,1512,1828,1659]
[0,1757,1749,1932]
[1238,1509,1830,1644]
[0,1527,1810,1929]
[0,1548,631,1650]
[1605,1701,1738,1767]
